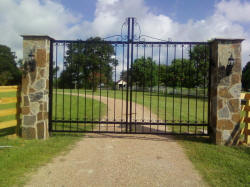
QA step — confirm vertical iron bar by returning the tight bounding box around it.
[69,43,73,131]
[180,44,184,133]
[195,45,199,135]
[77,42,80,131]
[172,44,176,132]
[126,18,130,133]
[157,44,161,132]
[129,18,134,132]
[164,44,169,133]
[84,69,87,131]
[62,42,65,131]
[208,43,212,135]
[203,44,207,134]
[99,43,102,132]
[188,44,191,133]
[91,48,94,132]
[55,43,58,131]
[106,78,109,131]
[143,44,146,124]
[135,43,138,132]
[114,44,117,132]
[150,44,153,132]
[48,39,54,132]
[121,43,125,132]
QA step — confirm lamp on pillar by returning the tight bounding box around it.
[24,50,36,74]
[28,51,36,72]
[226,53,235,76]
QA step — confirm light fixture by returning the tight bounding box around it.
[226,53,235,76]
[23,50,36,75]
[28,50,36,72]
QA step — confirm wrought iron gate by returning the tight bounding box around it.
[49,17,211,135]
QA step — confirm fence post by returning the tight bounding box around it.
[209,38,244,145]
[242,93,250,144]
[21,35,53,139]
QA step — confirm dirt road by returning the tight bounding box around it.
[25,94,206,187]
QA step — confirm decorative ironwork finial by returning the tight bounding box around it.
[121,17,141,41]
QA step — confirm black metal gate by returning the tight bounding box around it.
[49,17,211,135]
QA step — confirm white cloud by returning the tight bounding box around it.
[0,0,249,67]
[216,0,250,23]
[0,0,81,58]
[88,0,250,66]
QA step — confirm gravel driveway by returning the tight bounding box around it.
[25,94,206,187]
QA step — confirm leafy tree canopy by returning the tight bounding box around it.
[162,44,209,88]
[242,61,250,91]
[120,57,158,87]
[0,45,21,85]
[58,37,117,90]
[131,57,158,87]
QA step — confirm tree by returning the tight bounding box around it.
[58,37,117,91]
[120,57,158,87]
[0,45,21,85]
[189,44,209,87]
[242,61,250,91]
[159,59,195,88]
[159,44,209,88]
[132,57,158,87]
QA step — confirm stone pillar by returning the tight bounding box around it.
[210,38,244,145]
[21,35,53,139]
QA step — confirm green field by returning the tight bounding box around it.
[180,137,250,187]
[55,88,208,134]
[52,94,106,131]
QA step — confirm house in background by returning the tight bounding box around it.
[117,80,127,89]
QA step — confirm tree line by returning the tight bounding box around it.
[121,45,209,88]
[56,40,210,90]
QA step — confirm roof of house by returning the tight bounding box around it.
[117,80,127,84]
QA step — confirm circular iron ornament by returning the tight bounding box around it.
[133,19,142,41]
[120,17,142,41]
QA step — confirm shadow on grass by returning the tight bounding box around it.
[0,127,16,137]
[84,133,178,142]
[52,131,211,144]
[50,123,211,144]
[173,135,211,144]
[51,132,85,137]
[232,144,250,155]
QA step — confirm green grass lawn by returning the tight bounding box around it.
[0,130,81,187]
[58,88,208,134]
[0,93,106,187]
[60,88,208,122]
[52,94,106,131]
[179,137,250,187]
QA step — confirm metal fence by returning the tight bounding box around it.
[49,17,211,135]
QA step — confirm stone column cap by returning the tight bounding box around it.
[210,38,244,43]
[21,35,55,41]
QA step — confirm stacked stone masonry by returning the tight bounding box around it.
[210,39,243,145]
[21,36,51,139]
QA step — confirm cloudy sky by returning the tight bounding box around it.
[0,0,249,67]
